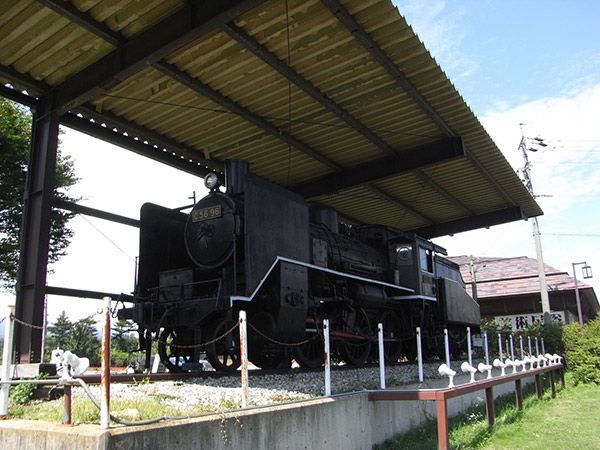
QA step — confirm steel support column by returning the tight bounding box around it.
[14,96,59,363]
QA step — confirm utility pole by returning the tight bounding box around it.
[518,124,551,324]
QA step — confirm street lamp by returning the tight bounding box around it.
[572,261,593,330]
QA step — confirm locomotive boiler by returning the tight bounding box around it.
[119,160,480,372]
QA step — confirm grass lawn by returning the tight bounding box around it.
[375,373,600,449]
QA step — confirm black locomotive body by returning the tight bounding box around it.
[119,160,480,372]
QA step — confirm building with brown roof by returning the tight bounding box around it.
[448,256,599,329]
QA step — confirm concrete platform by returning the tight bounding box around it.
[0,371,537,450]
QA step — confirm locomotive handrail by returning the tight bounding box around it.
[229,256,414,305]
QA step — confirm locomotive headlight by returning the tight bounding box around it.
[204,172,221,190]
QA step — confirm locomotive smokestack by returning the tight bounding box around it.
[309,205,339,233]
[225,159,248,196]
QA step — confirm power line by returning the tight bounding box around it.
[542,233,600,237]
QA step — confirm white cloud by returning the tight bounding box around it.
[437,82,600,294]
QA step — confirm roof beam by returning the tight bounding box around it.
[320,0,517,207]
[291,137,465,198]
[74,104,222,171]
[221,21,396,157]
[52,0,267,114]
[0,84,38,109]
[153,60,341,171]
[0,63,47,95]
[36,0,126,46]
[59,113,212,177]
[413,207,525,239]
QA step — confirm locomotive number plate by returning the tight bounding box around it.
[192,205,222,222]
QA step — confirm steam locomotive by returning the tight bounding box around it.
[119,160,480,372]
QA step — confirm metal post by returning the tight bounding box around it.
[14,97,59,364]
[520,336,524,358]
[444,329,450,367]
[541,338,545,355]
[436,396,449,450]
[100,296,111,429]
[324,319,331,396]
[498,334,503,362]
[467,327,472,366]
[416,327,423,383]
[484,332,489,366]
[573,262,585,330]
[63,384,72,425]
[378,323,385,390]
[485,387,495,426]
[239,310,248,408]
[0,304,16,417]
[510,335,515,360]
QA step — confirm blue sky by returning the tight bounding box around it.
[397,1,600,114]
[2,1,599,323]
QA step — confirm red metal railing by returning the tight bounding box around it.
[369,364,564,450]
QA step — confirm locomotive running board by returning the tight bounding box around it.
[229,255,413,305]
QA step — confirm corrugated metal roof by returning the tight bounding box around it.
[0,0,543,236]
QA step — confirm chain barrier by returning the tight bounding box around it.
[155,320,241,350]
[247,322,319,347]
[0,316,5,326]
[9,313,45,330]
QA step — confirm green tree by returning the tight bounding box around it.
[69,316,101,366]
[44,310,73,356]
[0,98,78,288]
[111,318,139,366]
[45,312,101,366]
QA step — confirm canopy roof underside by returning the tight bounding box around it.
[0,0,542,237]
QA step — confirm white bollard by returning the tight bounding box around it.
[528,336,532,356]
[444,328,450,367]
[541,338,546,355]
[324,319,331,396]
[438,363,456,388]
[239,310,248,408]
[416,327,423,383]
[0,304,15,417]
[378,323,385,390]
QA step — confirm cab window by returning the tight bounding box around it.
[419,247,434,274]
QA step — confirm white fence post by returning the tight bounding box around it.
[484,331,489,366]
[467,327,472,366]
[416,327,423,383]
[239,310,248,408]
[444,328,450,367]
[378,323,385,390]
[0,304,15,417]
[498,333,503,362]
[324,319,331,396]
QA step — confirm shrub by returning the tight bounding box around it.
[562,318,600,384]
